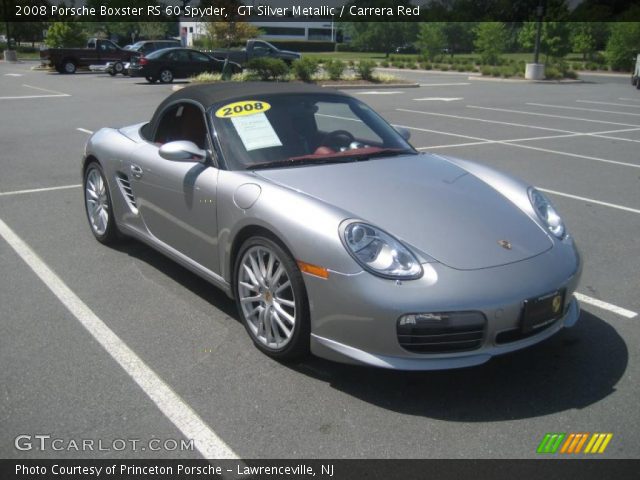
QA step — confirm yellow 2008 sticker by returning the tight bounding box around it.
[215,100,271,118]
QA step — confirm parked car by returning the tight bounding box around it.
[395,44,418,54]
[107,40,182,76]
[212,39,300,66]
[81,82,582,369]
[40,38,134,74]
[632,54,640,89]
[128,48,241,83]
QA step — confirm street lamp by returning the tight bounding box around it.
[533,2,544,64]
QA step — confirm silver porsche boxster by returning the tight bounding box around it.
[82,82,582,370]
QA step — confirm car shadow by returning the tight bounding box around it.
[289,310,627,421]
[105,239,627,421]
[132,81,190,86]
[108,238,238,320]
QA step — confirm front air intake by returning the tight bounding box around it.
[116,173,138,213]
[397,311,486,353]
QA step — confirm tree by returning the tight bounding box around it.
[345,22,418,57]
[518,22,571,61]
[442,22,477,56]
[138,22,169,40]
[606,22,640,71]
[204,22,260,48]
[569,23,597,60]
[45,22,86,48]
[474,22,508,65]
[416,23,446,62]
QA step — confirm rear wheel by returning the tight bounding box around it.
[113,61,124,74]
[233,236,310,360]
[62,59,76,74]
[159,68,173,83]
[83,162,119,245]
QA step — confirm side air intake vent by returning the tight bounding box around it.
[116,173,138,213]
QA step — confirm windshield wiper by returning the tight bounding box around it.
[248,148,415,170]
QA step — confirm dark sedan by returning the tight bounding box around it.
[129,47,241,84]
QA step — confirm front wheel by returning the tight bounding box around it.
[83,162,119,244]
[234,236,310,360]
[62,60,76,74]
[113,61,124,74]
[159,68,173,83]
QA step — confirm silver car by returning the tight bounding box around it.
[82,82,582,370]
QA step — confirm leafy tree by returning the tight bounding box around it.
[474,22,508,65]
[138,22,169,40]
[442,22,477,56]
[605,22,640,71]
[204,22,260,48]
[45,22,86,47]
[345,22,418,57]
[416,23,446,62]
[569,23,598,60]
[518,22,571,61]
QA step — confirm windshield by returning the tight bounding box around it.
[210,93,415,170]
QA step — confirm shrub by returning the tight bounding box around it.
[379,60,389,68]
[440,64,450,71]
[291,57,319,82]
[564,70,578,79]
[246,57,289,81]
[356,60,376,80]
[544,66,562,80]
[491,66,501,77]
[480,66,492,76]
[324,58,345,80]
[423,63,432,70]
[409,63,418,69]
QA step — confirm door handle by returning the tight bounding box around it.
[130,164,143,178]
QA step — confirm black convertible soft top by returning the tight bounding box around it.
[148,82,348,133]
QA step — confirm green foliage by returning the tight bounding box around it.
[345,21,418,57]
[138,23,169,40]
[518,22,571,60]
[606,22,640,71]
[569,23,597,60]
[356,59,376,80]
[246,57,289,81]
[324,59,346,80]
[291,57,319,82]
[544,66,562,80]
[474,22,508,65]
[416,23,446,62]
[45,22,86,48]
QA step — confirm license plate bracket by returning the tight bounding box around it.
[521,290,565,334]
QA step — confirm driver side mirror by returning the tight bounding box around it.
[159,141,207,162]
[394,126,411,141]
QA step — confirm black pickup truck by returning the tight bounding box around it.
[212,39,300,66]
[40,38,134,74]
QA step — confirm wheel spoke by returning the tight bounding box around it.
[272,310,292,338]
[273,302,295,325]
[240,295,262,304]
[249,252,265,286]
[274,296,295,308]
[239,281,258,292]
[274,279,290,295]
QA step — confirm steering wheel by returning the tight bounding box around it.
[320,130,355,151]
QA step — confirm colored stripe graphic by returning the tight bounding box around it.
[540,433,613,454]
[585,433,613,454]
[537,433,566,453]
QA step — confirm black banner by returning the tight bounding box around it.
[1,459,639,480]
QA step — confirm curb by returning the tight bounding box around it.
[320,82,419,89]
[378,67,481,77]
[468,75,584,84]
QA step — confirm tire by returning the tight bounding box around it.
[158,68,173,83]
[113,61,124,74]
[108,69,116,76]
[83,162,119,245]
[632,75,637,86]
[62,59,76,74]
[233,236,310,360]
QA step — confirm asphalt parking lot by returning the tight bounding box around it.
[1,61,638,460]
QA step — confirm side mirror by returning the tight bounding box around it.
[394,126,411,141]
[159,141,207,162]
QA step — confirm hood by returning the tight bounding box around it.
[255,154,552,270]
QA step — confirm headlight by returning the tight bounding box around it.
[529,188,565,239]
[342,222,423,279]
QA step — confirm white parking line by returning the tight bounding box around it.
[22,84,70,96]
[354,91,403,95]
[467,105,640,128]
[0,94,70,100]
[77,128,94,134]
[527,102,640,117]
[397,108,640,144]
[0,184,81,197]
[413,97,463,101]
[539,188,640,215]
[577,100,640,109]
[574,293,637,319]
[0,218,239,459]
[419,83,471,86]
[618,97,640,103]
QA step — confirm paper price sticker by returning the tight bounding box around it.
[215,100,271,118]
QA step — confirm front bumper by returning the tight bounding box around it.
[305,238,582,370]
